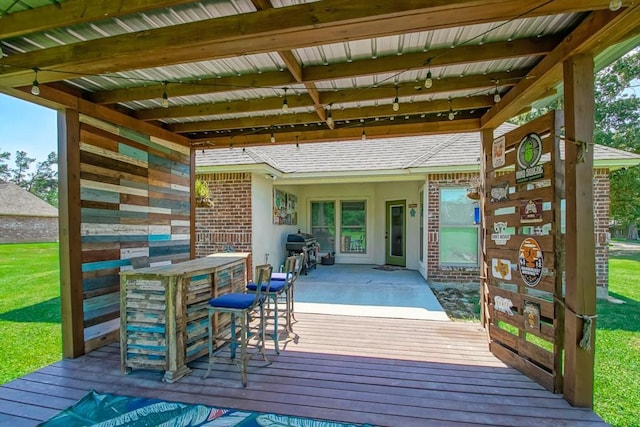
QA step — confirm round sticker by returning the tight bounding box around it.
[518,237,543,287]
[516,133,543,170]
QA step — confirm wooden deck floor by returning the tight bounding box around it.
[0,313,605,426]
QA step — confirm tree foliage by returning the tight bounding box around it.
[0,149,58,207]
[510,49,640,238]
[595,50,640,238]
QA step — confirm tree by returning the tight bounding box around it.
[594,49,640,239]
[511,49,640,239]
[0,150,10,182]
[29,152,58,207]
[10,150,36,188]
[0,149,58,207]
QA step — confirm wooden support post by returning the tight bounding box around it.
[480,128,494,330]
[58,108,85,358]
[563,54,596,407]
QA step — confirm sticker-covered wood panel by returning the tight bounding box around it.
[79,114,191,350]
[482,111,564,393]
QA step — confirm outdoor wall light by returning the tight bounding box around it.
[609,0,622,11]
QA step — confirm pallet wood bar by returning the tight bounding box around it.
[119,253,248,382]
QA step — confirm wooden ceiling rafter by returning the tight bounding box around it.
[0,0,200,39]
[0,0,617,88]
[192,118,483,148]
[1,0,638,147]
[482,5,640,128]
[86,36,555,106]
[178,95,493,142]
[248,0,331,128]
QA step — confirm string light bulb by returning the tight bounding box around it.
[392,87,400,112]
[31,68,40,96]
[493,82,501,103]
[270,132,276,143]
[161,81,169,108]
[326,104,333,127]
[609,0,622,11]
[282,87,289,113]
[424,70,433,89]
[361,123,367,141]
[448,98,455,121]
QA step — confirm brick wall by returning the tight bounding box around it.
[0,216,58,243]
[593,169,610,295]
[427,171,611,293]
[195,172,253,272]
[427,172,480,284]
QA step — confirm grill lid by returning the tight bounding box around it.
[287,232,316,242]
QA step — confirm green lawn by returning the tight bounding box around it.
[594,250,640,427]
[0,242,638,426]
[0,243,61,384]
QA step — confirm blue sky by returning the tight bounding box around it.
[0,93,58,163]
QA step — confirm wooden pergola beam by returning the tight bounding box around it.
[88,36,555,105]
[481,6,640,128]
[0,0,612,88]
[169,95,492,134]
[0,0,200,39]
[194,118,482,147]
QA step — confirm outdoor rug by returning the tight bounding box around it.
[38,390,375,427]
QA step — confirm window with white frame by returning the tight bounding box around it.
[311,201,335,253]
[340,201,366,254]
[439,188,479,266]
[311,199,367,254]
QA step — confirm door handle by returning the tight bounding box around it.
[385,232,388,239]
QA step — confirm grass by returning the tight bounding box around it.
[0,243,61,384]
[594,250,640,427]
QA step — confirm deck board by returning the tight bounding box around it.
[0,313,605,426]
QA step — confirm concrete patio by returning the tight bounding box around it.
[294,264,449,321]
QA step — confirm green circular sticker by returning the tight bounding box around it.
[516,133,542,170]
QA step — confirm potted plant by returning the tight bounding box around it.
[195,178,214,208]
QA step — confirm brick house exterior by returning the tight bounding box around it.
[425,170,612,297]
[195,172,253,272]
[196,132,639,298]
[0,183,58,244]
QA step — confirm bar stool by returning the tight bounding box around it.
[247,256,295,353]
[271,250,305,325]
[203,264,272,387]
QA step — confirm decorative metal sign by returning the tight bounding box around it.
[494,295,514,316]
[520,199,543,223]
[491,221,511,245]
[518,237,544,287]
[515,133,544,183]
[491,258,512,280]
[524,300,541,331]
[490,181,509,203]
[492,135,506,168]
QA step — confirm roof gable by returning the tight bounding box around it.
[197,125,640,176]
[0,183,58,217]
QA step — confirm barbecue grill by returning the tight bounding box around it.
[285,232,318,274]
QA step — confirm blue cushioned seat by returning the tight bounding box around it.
[208,293,265,309]
[247,280,286,292]
[204,264,272,387]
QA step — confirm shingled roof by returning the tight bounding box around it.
[197,127,640,177]
[0,183,58,217]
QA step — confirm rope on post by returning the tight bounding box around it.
[577,314,598,351]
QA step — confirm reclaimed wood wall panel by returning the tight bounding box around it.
[79,114,191,349]
[483,111,564,393]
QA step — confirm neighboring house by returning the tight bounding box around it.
[195,127,640,298]
[0,182,59,243]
